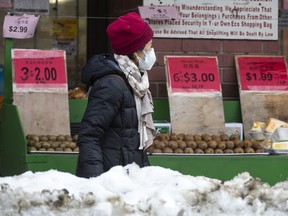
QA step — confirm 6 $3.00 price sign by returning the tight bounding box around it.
[235,55,288,91]
[165,56,221,92]
[12,49,67,91]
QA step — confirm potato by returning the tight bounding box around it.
[244,147,255,153]
[234,140,243,148]
[224,149,234,154]
[56,148,64,151]
[201,134,212,142]
[163,147,173,153]
[177,140,187,149]
[168,141,178,150]
[217,141,226,150]
[33,142,42,150]
[174,148,184,153]
[251,141,262,150]
[41,141,50,149]
[38,148,46,151]
[229,134,239,141]
[255,149,264,153]
[27,140,35,147]
[177,133,185,141]
[152,148,162,153]
[65,135,73,142]
[184,147,194,153]
[39,135,48,141]
[30,135,40,142]
[153,139,160,145]
[225,141,234,149]
[59,143,67,149]
[163,140,169,146]
[205,148,214,154]
[183,134,194,141]
[51,141,61,149]
[154,134,162,141]
[196,141,208,150]
[194,148,204,154]
[47,148,55,152]
[28,146,37,152]
[26,134,32,140]
[220,134,229,141]
[194,134,202,141]
[212,135,221,142]
[48,135,57,142]
[207,140,217,149]
[157,133,170,141]
[243,140,253,148]
[73,147,79,152]
[57,135,65,142]
[170,133,178,141]
[185,141,197,149]
[64,148,73,152]
[63,141,71,146]
[146,146,155,153]
[214,148,224,154]
[155,141,166,150]
[234,147,244,153]
[68,142,77,149]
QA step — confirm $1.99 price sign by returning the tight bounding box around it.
[12,49,67,90]
[236,56,288,91]
[165,56,221,92]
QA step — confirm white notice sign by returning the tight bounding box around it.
[144,0,278,40]
[13,0,49,14]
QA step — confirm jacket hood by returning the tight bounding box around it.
[81,53,124,85]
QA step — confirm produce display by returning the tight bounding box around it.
[147,133,265,154]
[26,134,79,153]
[26,132,266,154]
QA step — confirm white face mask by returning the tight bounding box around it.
[138,48,156,70]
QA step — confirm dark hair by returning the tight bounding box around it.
[127,53,134,60]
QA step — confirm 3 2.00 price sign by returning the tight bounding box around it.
[12,49,67,90]
[20,66,58,82]
[165,56,221,92]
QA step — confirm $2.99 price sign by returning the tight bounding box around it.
[3,14,39,39]
[165,56,221,92]
[236,56,288,91]
[12,49,67,89]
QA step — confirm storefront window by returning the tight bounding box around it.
[0,0,87,89]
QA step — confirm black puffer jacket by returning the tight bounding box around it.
[76,53,150,178]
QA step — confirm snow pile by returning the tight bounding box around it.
[0,163,288,216]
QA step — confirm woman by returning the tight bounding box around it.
[76,12,157,178]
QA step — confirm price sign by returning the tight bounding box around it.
[165,56,221,92]
[12,49,67,90]
[236,56,288,91]
[3,14,39,39]
[0,0,12,8]
[138,6,180,19]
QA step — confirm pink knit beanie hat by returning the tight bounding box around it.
[106,12,154,55]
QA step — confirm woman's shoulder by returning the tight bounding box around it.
[90,74,128,96]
